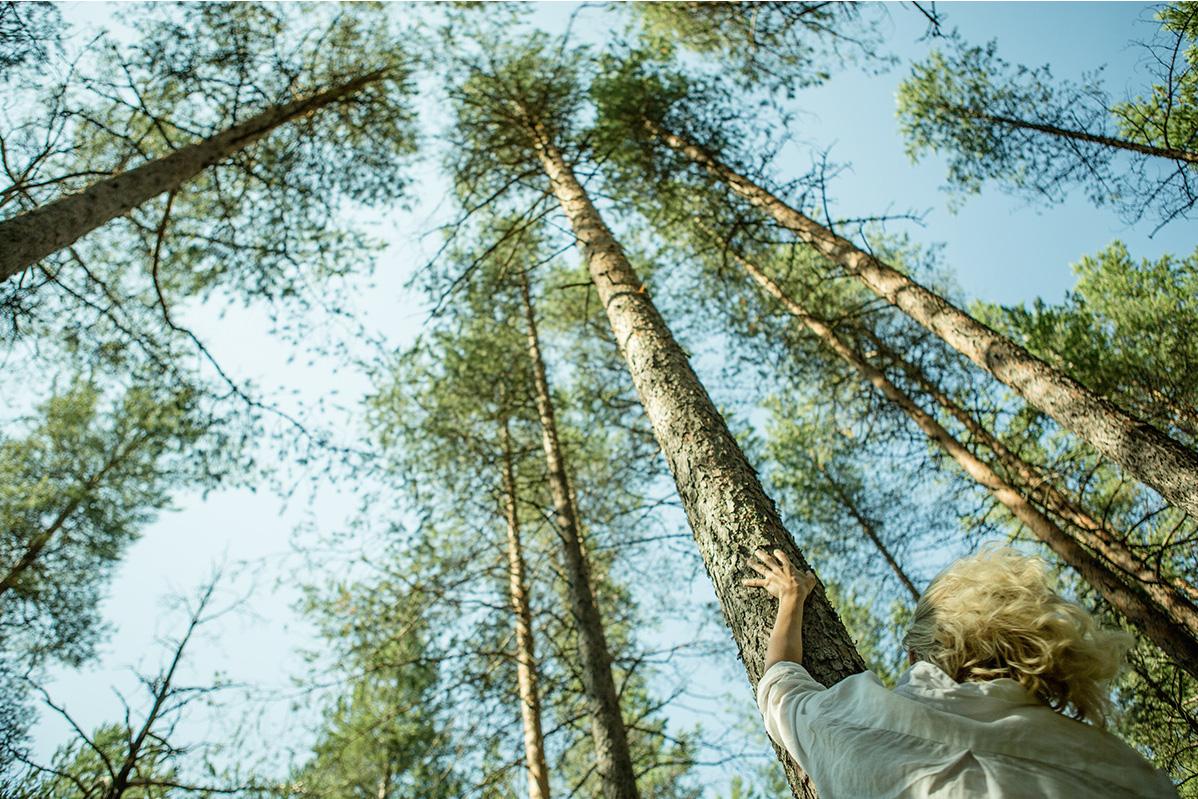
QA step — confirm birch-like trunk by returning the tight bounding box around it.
[501,421,552,799]
[519,275,639,799]
[0,69,386,281]
[528,128,864,799]
[727,244,1198,677]
[654,123,1198,520]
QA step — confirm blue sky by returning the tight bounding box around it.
[30,2,1190,795]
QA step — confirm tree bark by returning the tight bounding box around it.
[725,242,1198,678]
[501,420,552,799]
[519,274,639,799]
[861,325,1198,613]
[528,126,865,799]
[0,69,387,282]
[653,122,1198,520]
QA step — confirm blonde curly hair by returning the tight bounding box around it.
[902,546,1133,726]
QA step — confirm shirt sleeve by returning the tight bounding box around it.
[756,660,828,768]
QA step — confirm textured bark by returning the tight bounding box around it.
[728,245,1198,678]
[529,129,865,799]
[862,326,1198,614]
[813,463,921,602]
[501,422,552,799]
[0,69,386,282]
[519,275,639,799]
[654,123,1198,520]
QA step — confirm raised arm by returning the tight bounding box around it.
[743,549,818,670]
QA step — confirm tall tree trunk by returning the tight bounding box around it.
[724,241,1198,677]
[518,274,639,799]
[812,462,921,602]
[501,420,552,799]
[652,122,1198,520]
[860,325,1198,610]
[954,106,1198,165]
[0,68,387,282]
[526,123,865,799]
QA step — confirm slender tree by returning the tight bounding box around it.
[447,37,865,796]
[501,420,552,799]
[368,230,696,796]
[519,271,639,799]
[898,6,1198,228]
[0,69,386,282]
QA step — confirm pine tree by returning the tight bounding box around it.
[897,6,1198,228]
[594,58,1198,522]
[446,34,865,796]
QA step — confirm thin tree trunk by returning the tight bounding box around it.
[725,242,1198,677]
[104,582,213,799]
[653,122,1198,520]
[0,68,387,282]
[518,273,639,799]
[0,435,142,596]
[861,326,1198,610]
[956,106,1198,165]
[812,463,921,602]
[527,124,865,799]
[501,420,552,799]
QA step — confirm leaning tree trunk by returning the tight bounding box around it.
[0,68,387,282]
[518,274,639,799]
[724,241,1198,677]
[652,122,1198,520]
[500,421,552,799]
[955,106,1198,165]
[860,325,1198,611]
[526,124,865,799]
[813,463,921,602]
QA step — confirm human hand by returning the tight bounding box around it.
[742,548,817,604]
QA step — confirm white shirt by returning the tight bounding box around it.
[756,660,1178,798]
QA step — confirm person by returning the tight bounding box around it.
[743,545,1179,798]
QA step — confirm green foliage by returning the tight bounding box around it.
[1115,638,1198,794]
[443,27,590,216]
[1110,5,1198,168]
[15,723,176,799]
[81,2,417,304]
[897,9,1198,227]
[897,39,1115,204]
[293,575,462,799]
[628,2,891,96]
[973,242,1198,443]
[0,378,218,667]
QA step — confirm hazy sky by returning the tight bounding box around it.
[31,2,1190,795]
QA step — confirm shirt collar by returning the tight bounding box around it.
[895,660,1042,707]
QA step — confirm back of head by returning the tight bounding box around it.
[902,546,1133,726]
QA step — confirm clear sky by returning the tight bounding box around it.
[30,2,1190,795]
